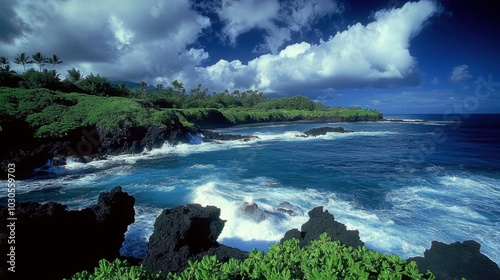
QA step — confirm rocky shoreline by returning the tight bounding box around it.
[0,114,196,180]
[0,122,356,180]
[1,187,499,280]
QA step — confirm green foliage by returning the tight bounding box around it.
[19,68,61,89]
[0,86,382,138]
[78,73,112,96]
[67,259,164,280]
[170,233,435,280]
[66,68,85,84]
[0,56,20,87]
[0,87,157,137]
[69,234,436,280]
[255,95,322,111]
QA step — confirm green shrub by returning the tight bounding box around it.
[78,73,112,96]
[67,259,164,280]
[68,234,436,280]
[19,68,61,89]
[171,233,435,280]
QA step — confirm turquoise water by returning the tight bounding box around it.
[2,114,499,265]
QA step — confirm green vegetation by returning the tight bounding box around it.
[0,86,381,138]
[69,259,162,280]
[1,52,382,137]
[68,234,435,280]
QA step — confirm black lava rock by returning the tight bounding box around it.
[407,240,500,280]
[142,204,247,275]
[302,126,352,137]
[0,186,135,280]
[280,206,364,248]
[201,130,258,141]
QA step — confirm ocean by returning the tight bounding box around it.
[2,114,499,265]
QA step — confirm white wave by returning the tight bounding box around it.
[42,128,395,174]
[189,164,216,170]
[383,118,427,122]
[191,180,309,242]
[386,174,500,264]
[190,178,400,254]
[188,173,500,265]
[252,130,396,142]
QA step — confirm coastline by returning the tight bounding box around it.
[2,187,499,279]
[0,87,382,180]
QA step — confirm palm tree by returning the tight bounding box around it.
[156,83,164,93]
[116,82,129,96]
[66,68,84,83]
[138,81,147,93]
[32,52,47,71]
[14,53,32,72]
[48,54,63,70]
[0,57,9,71]
[171,80,186,96]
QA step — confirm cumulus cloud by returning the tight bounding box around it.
[216,0,342,54]
[449,64,472,83]
[0,0,438,93]
[193,0,438,93]
[0,0,210,81]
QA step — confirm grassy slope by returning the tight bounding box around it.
[0,87,383,138]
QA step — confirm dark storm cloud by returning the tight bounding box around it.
[0,0,31,43]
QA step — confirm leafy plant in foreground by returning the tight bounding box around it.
[171,233,435,280]
[67,234,438,279]
[67,259,164,280]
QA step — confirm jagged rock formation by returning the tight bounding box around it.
[0,113,194,179]
[408,240,500,280]
[280,206,364,248]
[201,130,258,142]
[142,204,247,275]
[302,126,352,137]
[0,186,135,280]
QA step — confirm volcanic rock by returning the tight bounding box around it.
[303,126,352,137]
[0,186,135,280]
[201,130,258,141]
[142,204,247,275]
[240,202,267,221]
[407,240,500,280]
[280,206,363,247]
[276,201,303,217]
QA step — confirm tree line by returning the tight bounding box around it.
[0,52,328,111]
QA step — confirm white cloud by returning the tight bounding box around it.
[0,0,210,82]
[449,64,472,83]
[0,0,438,93]
[216,0,342,54]
[193,0,438,92]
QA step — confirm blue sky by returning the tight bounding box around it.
[1,0,499,113]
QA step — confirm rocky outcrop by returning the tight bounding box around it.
[142,204,247,275]
[0,186,135,280]
[280,206,364,248]
[407,240,500,280]
[239,202,267,221]
[302,126,352,137]
[96,114,191,155]
[201,130,258,142]
[0,113,193,179]
[276,201,303,217]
